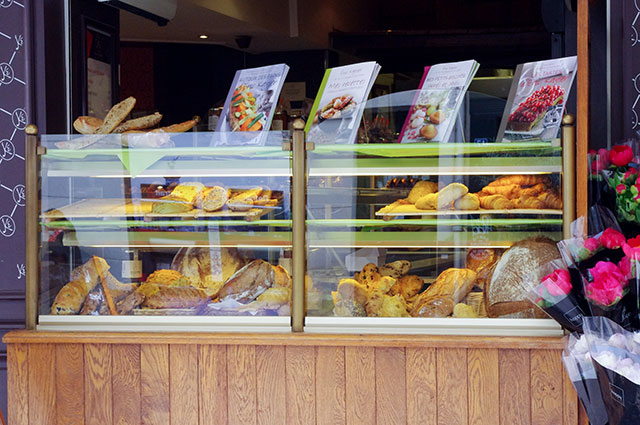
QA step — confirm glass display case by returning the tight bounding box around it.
[28,92,573,335]
[33,131,295,331]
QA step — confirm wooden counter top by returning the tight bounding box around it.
[3,329,565,349]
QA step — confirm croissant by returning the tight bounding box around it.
[520,183,548,197]
[538,191,563,209]
[480,184,522,198]
[487,175,551,187]
[478,194,514,209]
[515,195,545,209]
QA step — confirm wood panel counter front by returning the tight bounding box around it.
[3,331,586,425]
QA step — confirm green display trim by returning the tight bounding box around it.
[306,218,562,227]
[308,156,562,172]
[309,141,561,158]
[43,219,292,229]
[308,231,563,247]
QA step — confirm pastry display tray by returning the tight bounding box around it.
[43,198,281,222]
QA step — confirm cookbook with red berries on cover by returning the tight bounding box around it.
[497,56,577,142]
[305,61,381,144]
[398,59,479,144]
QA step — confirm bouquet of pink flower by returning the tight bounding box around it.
[526,260,587,332]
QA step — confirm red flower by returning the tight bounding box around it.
[598,148,610,168]
[600,228,626,249]
[586,261,627,306]
[623,235,640,259]
[610,145,634,167]
[541,269,572,297]
[584,237,600,252]
[625,167,639,180]
[619,256,632,278]
[617,184,628,194]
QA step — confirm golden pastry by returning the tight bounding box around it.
[453,193,479,210]
[406,181,438,204]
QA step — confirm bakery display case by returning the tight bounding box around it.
[26,93,575,336]
[304,91,573,336]
[31,130,295,331]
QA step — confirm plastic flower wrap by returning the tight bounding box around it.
[623,236,640,331]
[563,333,609,425]
[526,260,587,332]
[584,316,640,424]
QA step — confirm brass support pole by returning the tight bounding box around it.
[24,124,39,330]
[291,119,307,332]
[562,115,576,239]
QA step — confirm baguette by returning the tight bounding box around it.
[410,268,476,317]
[95,96,137,134]
[113,112,163,133]
[73,116,103,134]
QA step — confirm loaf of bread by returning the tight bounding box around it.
[151,195,194,214]
[415,193,438,210]
[146,269,192,287]
[379,260,411,279]
[217,259,274,303]
[410,268,477,317]
[272,265,292,288]
[389,275,423,300]
[171,247,246,296]
[406,180,438,204]
[485,237,560,318]
[140,284,209,309]
[73,116,104,134]
[337,278,370,306]
[170,182,205,204]
[95,96,136,134]
[194,186,228,212]
[113,112,163,133]
[436,183,468,209]
[116,291,145,314]
[227,188,263,211]
[52,256,111,315]
[366,292,410,317]
[454,193,479,210]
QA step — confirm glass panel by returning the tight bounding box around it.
[38,131,292,319]
[306,91,564,321]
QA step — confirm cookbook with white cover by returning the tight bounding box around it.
[398,59,479,143]
[496,56,577,142]
[305,61,381,144]
[216,64,289,143]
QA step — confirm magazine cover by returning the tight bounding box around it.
[216,64,290,139]
[398,60,479,144]
[497,56,577,142]
[304,61,381,144]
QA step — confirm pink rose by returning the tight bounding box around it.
[584,237,601,252]
[611,145,634,167]
[624,235,640,259]
[619,256,632,278]
[541,269,572,296]
[589,149,596,155]
[586,261,627,306]
[600,228,626,249]
[617,184,628,194]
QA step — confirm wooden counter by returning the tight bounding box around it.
[3,331,586,425]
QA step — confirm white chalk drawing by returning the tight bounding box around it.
[16,263,24,279]
[0,2,27,244]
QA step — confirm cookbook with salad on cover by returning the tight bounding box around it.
[216,64,290,142]
[496,56,577,142]
[305,61,381,144]
[398,59,479,144]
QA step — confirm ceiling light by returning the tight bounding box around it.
[199,35,208,39]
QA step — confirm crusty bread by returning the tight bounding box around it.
[415,193,438,210]
[113,112,163,133]
[436,183,468,209]
[389,275,423,300]
[140,284,209,309]
[95,96,136,134]
[454,193,479,210]
[73,116,103,134]
[217,259,274,303]
[151,195,194,214]
[150,116,199,133]
[195,186,228,212]
[406,180,438,204]
[379,260,411,279]
[171,247,246,296]
[410,268,477,317]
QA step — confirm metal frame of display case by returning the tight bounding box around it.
[24,118,576,334]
